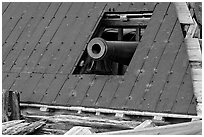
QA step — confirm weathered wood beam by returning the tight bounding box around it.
[98,120,202,135]
[23,114,141,130]
[2,90,21,122]
[2,120,45,135]
[174,2,194,24]
[64,126,95,135]
[20,103,202,119]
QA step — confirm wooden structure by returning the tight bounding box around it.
[2,90,21,122]
[2,2,201,119]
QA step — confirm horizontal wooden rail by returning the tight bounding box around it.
[20,103,202,120]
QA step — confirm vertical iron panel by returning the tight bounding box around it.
[109,3,170,109]
[81,76,108,107]
[171,65,194,114]
[9,73,30,95]
[40,74,67,104]
[95,76,122,108]
[2,2,10,15]
[20,73,42,102]
[54,75,79,105]
[2,3,25,30]
[28,74,55,103]
[125,3,178,110]
[155,42,189,113]
[59,3,107,74]
[68,75,95,106]
[2,73,18,91]
[10,3,61,73]
[3,3,50,73]
[23,3,69,74]
[33,3,82,74]
[45,3,94,74]
[187,95,197,115]
[3,3,38,61]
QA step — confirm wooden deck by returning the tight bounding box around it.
[2,2,198,115]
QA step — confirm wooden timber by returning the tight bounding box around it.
[98,120,202,135]
[2,120,45,135]
[22,114,141,130]
[20,103,202,120]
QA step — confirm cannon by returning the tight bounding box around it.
[87,37,139,65]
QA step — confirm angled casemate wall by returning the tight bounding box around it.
[2,2,197,115]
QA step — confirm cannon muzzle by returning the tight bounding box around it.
[87,38,138,65]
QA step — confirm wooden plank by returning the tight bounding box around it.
[64,126,94,135]
[3,3,51,72]
[82,76,108,107]
[115,2,130,12]
[28,74,55,103]
[191,68,202,81]
[186,18,198,38]
[2,2,10,15]
[128,2,146,11]
[40,74,67,104]
[3,3,39,61]
[10,3,61,73]
[2,2,25,29]
[32,3,83,74]
[67,75,95,106]
[21,103,201,119]
[187,95,197,115]
[9,73,31,94]
[96,76,121,108]
[192,81,202,103]
[136,21,183,112]
[185,38,201,50]
[186,38,202,61]
[144,2,157,11]
[54,75,79,105]
[98,120,202,135]
[36,3,87,73]
[20,73,43,102]
[24,114,141,130]
[46,3,99,74]
[109,3,170,109]
[134,120,154,130]
[155,42,190,113]
[59,3,107,74]
[2,73,8,81]
[174,2,194,24]
[22,3,69,74]
[125,4,179,111]
[171,65,194,114]
[185,38,201,61]
[2,73,18,91]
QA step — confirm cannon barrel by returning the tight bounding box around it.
[87,37,138,65]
